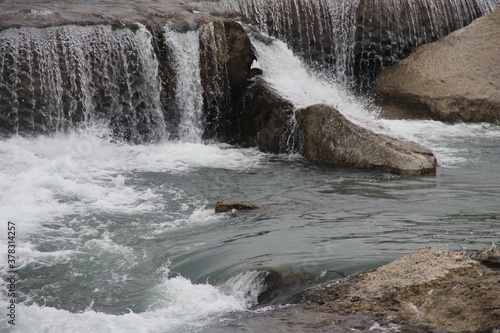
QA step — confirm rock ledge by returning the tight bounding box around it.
[372,9,500,124]
[305,246,500,333]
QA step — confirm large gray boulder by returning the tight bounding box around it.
[372,8,500,124]
[295,104,437,175]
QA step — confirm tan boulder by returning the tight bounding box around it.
[372,9,500,123]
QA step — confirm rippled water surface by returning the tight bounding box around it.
[0,6,499,330]
[0,124,499,332]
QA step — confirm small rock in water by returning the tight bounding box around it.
[215,201,259,213]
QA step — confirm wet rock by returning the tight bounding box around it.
[295,104,437,175]
[215,201,260,213]
[238,78,297,153]
[198,18,256,141]
[372,9,500,124]
[257,270,315,306]
[305,246,500,333]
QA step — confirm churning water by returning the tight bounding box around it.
[1,8,500,333]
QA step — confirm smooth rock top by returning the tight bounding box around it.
[372,8,500,123]
[295,104,437,175]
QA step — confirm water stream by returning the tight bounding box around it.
[0,3,499,332]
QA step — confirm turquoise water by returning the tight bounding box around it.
[0,15,499,332]
[0,123,499,332]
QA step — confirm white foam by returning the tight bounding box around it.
[252,37,500,167]
[252,38,378,127]
[0,269,265,333]
[0,129,266,277]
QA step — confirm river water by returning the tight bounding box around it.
[1,15,500,333]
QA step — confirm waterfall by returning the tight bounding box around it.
[198,21,232,141]
[215,0,499,88]
[1,1,497,141]
[0,22,234,143]
[164,28,205,142]
[0,24,167,141]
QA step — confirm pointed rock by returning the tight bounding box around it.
[295,104,437,175]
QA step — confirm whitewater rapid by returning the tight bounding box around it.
[251,37,500,166]
[0,127,271,333]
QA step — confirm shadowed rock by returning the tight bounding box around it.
[239,78,296,153]
[295,104,437,175]
[372,9,500,124]
[198,18,256,141]
[257,270,315,306]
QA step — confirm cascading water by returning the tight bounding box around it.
[0,24,167,141]
[0,22,235,143]
[215,0,499,88]
[198,21,233,141]
[1,2,499,332]
[164,28,205,142]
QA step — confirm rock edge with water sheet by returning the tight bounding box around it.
[215,201,260,213]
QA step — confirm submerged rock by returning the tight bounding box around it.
[295,104,437,175]
[305,246,500,333]
[257,270,315,306]
[372,9,500,124]
[215,201,260,213]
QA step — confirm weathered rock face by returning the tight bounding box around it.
[295,104,437,175]
[353,0,499,89]
[474,243,500,266]
[238,78,297,153]
[372,9,500,124]
[305,246,500,333]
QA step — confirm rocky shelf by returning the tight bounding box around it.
[304,246,500,332]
